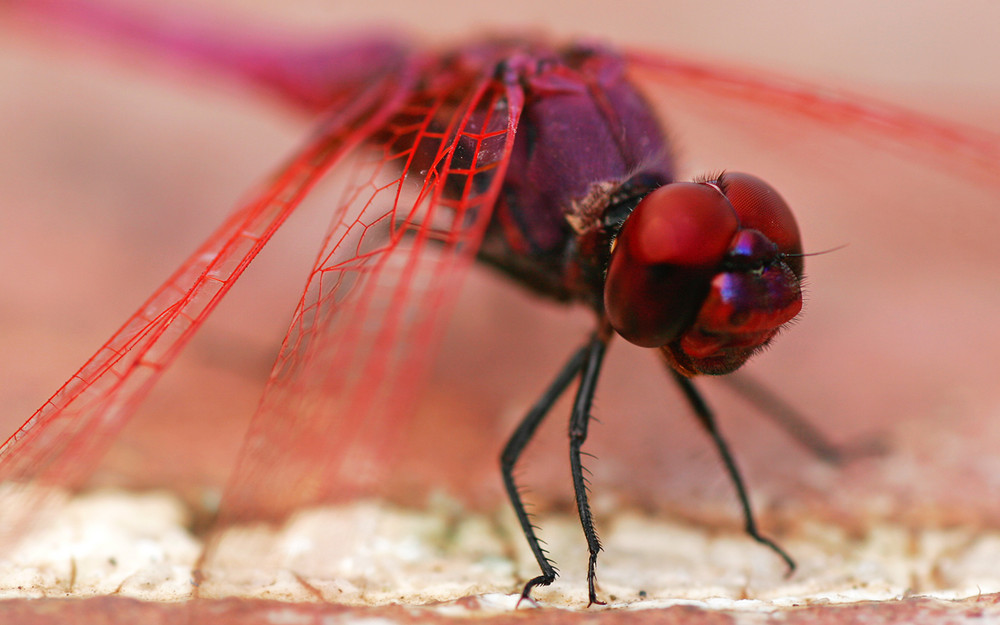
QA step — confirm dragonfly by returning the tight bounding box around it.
[3,0,1000,607]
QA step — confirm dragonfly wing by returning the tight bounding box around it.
[213,66,524,526]
[4,0,410,113]
[0,66,418,501]
[625,50,1000,180]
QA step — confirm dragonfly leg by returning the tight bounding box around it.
[669,369,796,575]
[501,341,590,606]
[567,335,610,606]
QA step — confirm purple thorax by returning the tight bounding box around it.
[476,43,674,307]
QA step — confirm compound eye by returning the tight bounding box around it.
[604,182,739,347]
[718,172,803,276]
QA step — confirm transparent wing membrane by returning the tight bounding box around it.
[625,51,1000,182]
[218,71,522,525]
[0,66,417,535]
[4,0,411,112]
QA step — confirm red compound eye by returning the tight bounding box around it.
[604,182,739,347]
[605,173,803,375]
[722,172,803,274]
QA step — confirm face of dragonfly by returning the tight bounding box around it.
[1,0,999,527]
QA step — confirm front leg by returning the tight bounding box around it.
[567,335,610,606]
[501,341,590,605]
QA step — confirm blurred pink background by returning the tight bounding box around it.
[1,0,999,537]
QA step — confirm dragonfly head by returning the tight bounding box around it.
[604,172,803,376]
